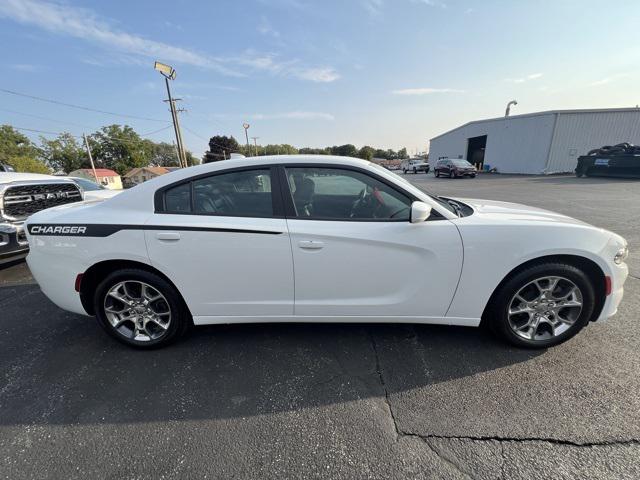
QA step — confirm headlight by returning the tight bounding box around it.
[614,245,629,265]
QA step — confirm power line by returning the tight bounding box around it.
[0,88,170,123]
[182,123,241,153]
[0,108,98,130]
[13,125,174,148]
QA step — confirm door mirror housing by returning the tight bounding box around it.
[410,201,432,223]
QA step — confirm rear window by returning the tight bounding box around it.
[165,182,191,213]
[162,169,273,217]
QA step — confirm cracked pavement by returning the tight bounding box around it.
[1,174,639,479]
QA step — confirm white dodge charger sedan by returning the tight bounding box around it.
[25,156,628,349]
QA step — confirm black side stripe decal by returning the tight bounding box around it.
[27,224,283,237]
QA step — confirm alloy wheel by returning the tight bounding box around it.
[507,276,583,341]
[103,281,172,342]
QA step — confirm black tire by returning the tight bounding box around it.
[94,268,190,349]
[403,169,407,174]
[485,262,595,348]
[435,170,440,177]
[413,168,417,174]
[449,170,455,178]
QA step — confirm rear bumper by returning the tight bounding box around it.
[0,223,29,264]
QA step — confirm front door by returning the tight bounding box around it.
[281,165,463,318]
[145,167,294,319]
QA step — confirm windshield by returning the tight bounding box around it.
[369,163,457,214]
[72,177,105,191]
[452,160,473,167]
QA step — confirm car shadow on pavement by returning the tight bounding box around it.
[0,284,544,426]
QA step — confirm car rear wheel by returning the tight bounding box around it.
[94,269,189,348]
[486,262,595,348]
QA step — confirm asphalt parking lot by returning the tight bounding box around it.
[1,173,639,479]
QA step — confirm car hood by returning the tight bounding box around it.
[449,197,590,226]
[0,172,62,183]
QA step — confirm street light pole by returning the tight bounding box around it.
[251,136,259,157]
[155,61,187,168]
[505,100,518,117]
[243,123,250,156]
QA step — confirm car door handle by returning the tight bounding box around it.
[298,240,324,250]
[156,232,181,241]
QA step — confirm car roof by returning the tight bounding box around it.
[100,154,458,220]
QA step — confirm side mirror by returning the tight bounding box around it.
[410,201,432,223]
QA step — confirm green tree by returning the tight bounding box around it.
[299,147,330,155]
[0,125,38,164]
[330,144,358,158]
[8,155,50,174]
[397,147,408,159]
[358,145,375,161]
[147,141,179,167]
[204,135,241,162]
[185,151,199,166]
[89,125,150,175]
[40,133,87,173]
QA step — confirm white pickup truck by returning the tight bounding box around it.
[0,172,83,264]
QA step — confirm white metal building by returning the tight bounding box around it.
[429,108,640,174]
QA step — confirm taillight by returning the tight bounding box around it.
[74,273,83,292]
[604,276,612,296]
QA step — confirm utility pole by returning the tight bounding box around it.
[82,133,99,184]
[251,136,259,157]
[243,123,250,156]
[154,62,187,168]
[163,87,186,168]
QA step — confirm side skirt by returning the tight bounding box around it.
[192,315,481,327]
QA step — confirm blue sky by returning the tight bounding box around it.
[1,0,639,158]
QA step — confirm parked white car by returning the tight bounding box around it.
[25,156,628,349]
[67,177,121,201]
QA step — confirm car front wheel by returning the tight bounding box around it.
[486,262,595,348]
[94,269,189,348]
[449,170,455,178]
[435,170,440,177]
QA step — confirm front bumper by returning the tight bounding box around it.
[596,261,628,322]
[0,223,29,264]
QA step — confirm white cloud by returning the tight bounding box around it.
[9,63,42,72]
[294,67,341,83]
[0,0,241,75]
[362,0,383,16]
[411,0,447,8]
[589,74,628,87]
[505,73,544,83]
[257,16,280,38]
[0,0,339,83]
[392,87,465,95]
[248,111,335,121]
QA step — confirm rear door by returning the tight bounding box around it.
[145,166,294,319]
[281,165,463,319]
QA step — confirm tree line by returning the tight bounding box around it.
[1,123,413,176]
[0,124,197,176]
[203,135,410,163]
